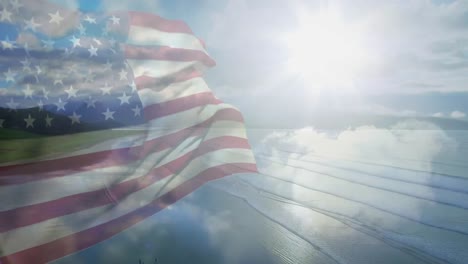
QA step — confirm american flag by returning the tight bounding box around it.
[0,1,256,263]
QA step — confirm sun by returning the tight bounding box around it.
[285,9,371,92]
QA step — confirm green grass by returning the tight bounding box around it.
[0,128,43,140]
[0,129,143,164]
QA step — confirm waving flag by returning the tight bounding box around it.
[0,1,256,263]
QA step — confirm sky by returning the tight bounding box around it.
[2,2,468,262]
[21,0,468,124]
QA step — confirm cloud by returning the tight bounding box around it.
[349,103,420,117]
[258,120,457,169]
[431,111,466,119]
[203,0,468,96]
[100,0,161,13]
[450,110,466,119]
[48,0,79,9]
[250,121,468,262]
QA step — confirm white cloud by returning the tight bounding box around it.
[100,0,161,13]
[205,0,468,95]
[450,110,466,119]
[47,0,78,9]
[432,112,444,117]
[259,120,457,170]
[250,121,467,262]
[349,103,420,117]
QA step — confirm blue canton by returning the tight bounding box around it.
[0,6,144,135]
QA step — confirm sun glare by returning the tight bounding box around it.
[285,9,371,92]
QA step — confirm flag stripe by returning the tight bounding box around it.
[0,108,243,185]
[127,59,207,79]
[138,77,211,106]
[0,103,240,167]
[135,68,203,89]
[66,105,244,160]
[129,11,194,34]
[0,121,247,211]
[0,136,250,232]
[1,150,255,257]
[144,92,222,120]
[124,45,215,67]
[127,25,206,52]
[0,162,256,264]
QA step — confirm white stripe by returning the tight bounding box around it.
[0,122,247,211]
[0,149,255,256]
[139,77,210,106]
[127,59,200,79]
[128,25,206,52]
[203,121,248,141]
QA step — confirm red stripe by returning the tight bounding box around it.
[0,108,243,185]
[129,11,193,34]
[199,38,207,49]
[0,163,257,264]
[0,137,250,232]
[135,68,203,89]
[144,92,222,120]
[124,45,216,67]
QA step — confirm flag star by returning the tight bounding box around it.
[86,96,96,108]
[0,8,12,22]
[1,36,15,50]
[55,98,67,111]
[77,23,86,35]
[69,112,81,124]
[54,77,63,86]
[118,92,131,105]
[129,81,137,93]
[102,108,115,120]
[45,115,53,127]
[37,99,44,111]
[69,35,81,48]
[84,72,95,83]
[6,98,19,110]
[108,38,116,46]
[88,45,98,57]
[0,119,4,128]
[132,105,141,117]
[24,17,41,32]
[119,69,128,80]
[102,25,109,37]
[20,57,31,72]
[100,83,112,95]
[23,84,34,99]
[103,60,113,71]
[4,68,16,82]
[68,64,78,74]
[42,88,49,99]
[63,47,73,58]
[10,0,23,12]
[41,39,55,50]
[84,15,96,24]
[92,38,102,46]
[24,114,35,128]
[35,65,42,75]
[110,15,120,25]
[65,85,78,98]
[23,42,30,56]
[48,10,64,24]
